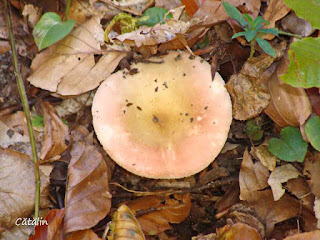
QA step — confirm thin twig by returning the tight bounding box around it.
[65,0,71,21]
[4,0,41,219]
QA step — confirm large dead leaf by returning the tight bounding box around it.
[99,0,154,16]
[226,42,286,120]
[0,148,49,231]
[303,152,320,198]
[40,102,69,161]
[127,193,191,235]
[66,229,102,240]
[64,141,111,233]
[283,231,320,240]
[263,0,291,40]
[30,208,65,240]
[216,222,261,240]
[27,15,126,95]
[265,52,312,127]
[267,164,301,201]
[108,205,145,240]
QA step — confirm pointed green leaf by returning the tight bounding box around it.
[244,14,254,27]
[253,16,267,29]
[232,31,246,39]
[222,1,247,27]
[281,37,320,88]
[285,0,320,29]
[256,37,275,57]
[305,116,320,151]
[268,126,308,163]
[244,30,257,42]
[258,28,280,36]
[33,12,75,51]
[138,7,173,27]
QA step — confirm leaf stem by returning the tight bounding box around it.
[65,0,71,21]
[249,38,256,62]
[4,0,40,219]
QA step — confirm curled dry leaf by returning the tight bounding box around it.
[251,143,276,171]
[27,15,127,95]
[283,230,320,240]
[100,0,154,16]
[267,164,301,201]
[109,205,145,240]
[30,208,65,240]
[217,222,261,240]
[66,229,102,240]
[263,0,291,40]
[226,42,286,120]
[303,152,320,198]
[0,148,49,231]
[265,51,312,127]
[40,102,69,161]
[64,141,112,233]
[127,193,191,235]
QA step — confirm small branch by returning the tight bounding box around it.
[249,38,256,62]
[4,0,41,219]
[65,0,71,21]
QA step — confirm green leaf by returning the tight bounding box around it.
[305,116,320,151]
[197,33,210,48]
[268,126,308,162]
[285,0,320,29]
[32,115,44,127]
[258,28,280,36]
[280,37,320,88]
[33,12,75,51]
[256,37,275,57]
[232,31,246,39]
[244,14,254,27]
[222,1,247,27]
[245,119,263,141]
[138,7,173,27]
[244,30,257,42]
[253,16,267,29]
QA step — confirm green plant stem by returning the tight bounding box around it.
[4,0,40,219]
[249,38,256,62]
[65,0,71,21]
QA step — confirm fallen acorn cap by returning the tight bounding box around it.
[92,51,232,179]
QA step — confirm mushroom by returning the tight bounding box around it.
[92,51,232,179]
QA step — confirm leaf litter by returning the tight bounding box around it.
[2,0,320,239]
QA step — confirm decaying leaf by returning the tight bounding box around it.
[226,42,286,120]
[263,0,290,40]
[30,208,65,240]
[64,141,112,233]
[281,12,315,37]
[283,230,320,240]
[303,152,320,198]
[100,0,154,16]
[156,0,182,11]
[0,225,33,240]
[265,51,312,127]
[0,148,49,231]
[267,164,301,201]
[40,102,69,161]
[27,15,127,95]
[287,177,314,210]
[66,229,102,240]
[217,222,261,240]
[109,205,145,240]
[127,193,191,235]
[251,143,277,171]
[314,197,320,229]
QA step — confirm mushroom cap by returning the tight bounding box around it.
[92,51,232,179]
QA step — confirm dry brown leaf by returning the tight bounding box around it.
[0,40,10,54]
[306,88,320,116]
[27,15,126,95]
[0,225,33,240]
[303,152,320,198]
[181,0,199,16]
[108,205,145,240]
[251,143,276,171]
[66,229,102,240]
[156,0,182,11]
[30,208,65,240]
[226,42,286,120]
[127,193,191,235]
[239,149,269,201]
[217,222,261,240]
[267,164,301,201]
[113,18,203,48]
[265,51,312,127]
[263,0,290,40]
[64,141,112,233]
[40,102,69,161]
[314,197,320,229]
[0,148,49,231]
[100,0,154,15]
[287,177,314,210]
[283,230,320,240]
[22,4,41,28]
[281,12,315,37]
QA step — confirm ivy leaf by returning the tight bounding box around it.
[268,126,308,163]
[222,1,247,27]
[285,0,320,29]
[281,37,320,88]
[256,37,275,57]
[305,116,320,151]
[33,12,75,51]
[245,119,263,141]
[138,7,173,27]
